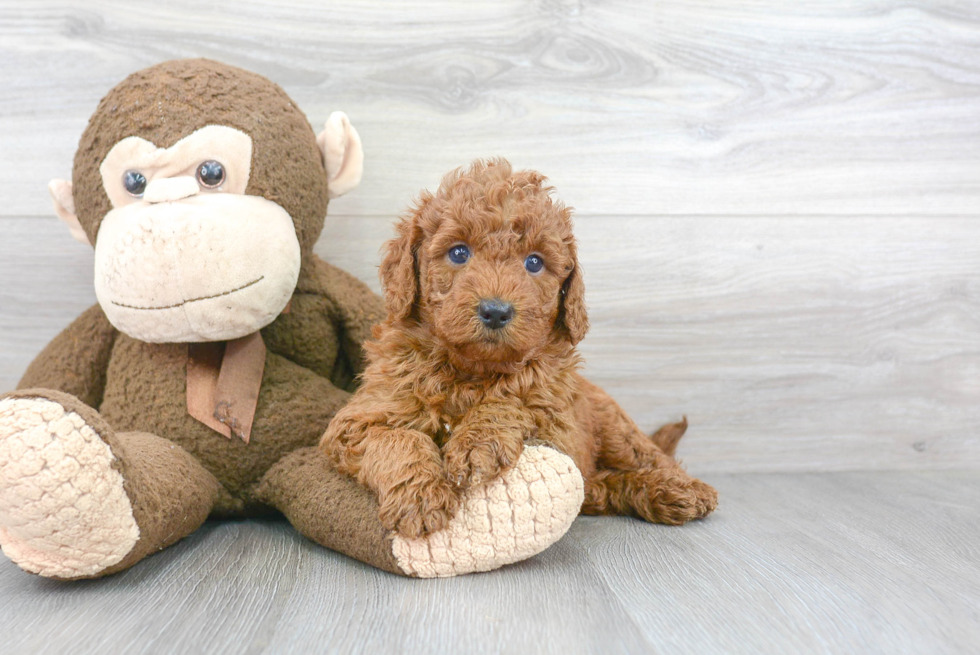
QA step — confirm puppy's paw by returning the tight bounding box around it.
[391,445,586,578]
[443,428,524,490]
[378,471,461,540]
[635,472,718,525]
[690,478,719,517]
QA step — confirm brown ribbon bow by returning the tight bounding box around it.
[186,332,266,444]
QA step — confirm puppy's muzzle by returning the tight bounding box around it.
[477,299,514,330]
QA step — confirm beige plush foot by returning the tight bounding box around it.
[391,445,584,578]
[0,395,139,578]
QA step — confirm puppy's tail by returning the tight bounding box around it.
[650,416,688,457]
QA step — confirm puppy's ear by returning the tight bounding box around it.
[380,193,429,322]
[557,242,589,345]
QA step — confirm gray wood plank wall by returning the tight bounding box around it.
[1,0,978,474]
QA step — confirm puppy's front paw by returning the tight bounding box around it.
[443,427,524,490]
[390,445,586,578]
[378,471,461,539]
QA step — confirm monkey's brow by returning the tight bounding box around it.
[110,276,265,311]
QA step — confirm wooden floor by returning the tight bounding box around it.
[1,1,978,653]
[1,470,977,655]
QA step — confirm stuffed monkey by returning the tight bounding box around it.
[0,59,584,580]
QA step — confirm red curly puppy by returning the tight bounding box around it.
[321,159,717,538]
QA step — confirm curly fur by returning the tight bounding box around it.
[321,159,717,538]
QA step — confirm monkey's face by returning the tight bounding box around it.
[93,125,301,342]
[54,59,363,344]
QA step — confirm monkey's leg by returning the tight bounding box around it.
[255,444,585,578]
[0,390,223,580]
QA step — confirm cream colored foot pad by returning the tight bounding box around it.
[392,445,585,578]
[0,397,139,578]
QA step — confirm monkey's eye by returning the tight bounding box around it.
[196,160,225,189]
[448,244,471,265]
[524,254,545,274]
[123,170,147,197]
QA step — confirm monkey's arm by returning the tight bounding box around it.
[16,304,119,409]
[306,255,386,389]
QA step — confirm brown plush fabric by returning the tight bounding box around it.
[1,389,224,580]
[96,326,354,511]
[3,59,415,577]
[102,430,226,577]
[264,255,385,392]
[16,264,381,511]
[18,305,118,409]
[72,59,329,254]
[255,447,403,575]
[12,262,391,576]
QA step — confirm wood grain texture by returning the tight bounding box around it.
[0,0,978,217]
[1,0,978,474]
[319,213,980,474]
[5,214,976,473]
[0,470,976,654]
[2,2,978,653]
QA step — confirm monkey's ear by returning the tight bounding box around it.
[316,111,364,199]
[48,179,91,246]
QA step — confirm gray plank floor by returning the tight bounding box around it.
[1,470,977,655]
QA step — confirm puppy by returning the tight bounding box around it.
[321,159,717,538]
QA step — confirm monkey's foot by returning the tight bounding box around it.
[0,392,139,578]
[391,445,584,578]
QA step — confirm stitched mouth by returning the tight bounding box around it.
[110,276,264,311]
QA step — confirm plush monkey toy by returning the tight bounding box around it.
[0,59,584,580]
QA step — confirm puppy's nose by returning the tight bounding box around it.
[477,299,514,330]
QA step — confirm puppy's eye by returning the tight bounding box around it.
[524,254,544,274]
[196,160,225,189]
[123,170,147,197]
[448,244,471,265]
